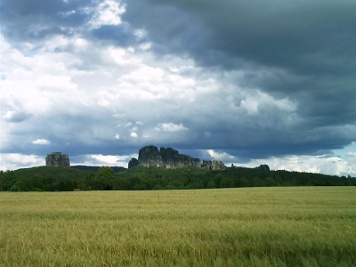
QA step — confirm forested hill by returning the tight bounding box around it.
[0,166,355,192]
[70,165,126,173]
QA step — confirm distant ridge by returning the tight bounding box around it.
[71,165,126,173]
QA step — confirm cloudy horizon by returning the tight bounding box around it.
[1,0,356,176]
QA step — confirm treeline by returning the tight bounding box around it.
[0,166,355,192]
[115,167,356,190]
[0,167,95,192]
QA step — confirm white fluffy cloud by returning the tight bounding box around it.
[32,139,51,145]
[0,154,44,171]
[155,123,188,132]
[207,150,236,162]
[240,154,356,177]
[87,154,133,167]
[87,0,126,29]
[130,132,138,138]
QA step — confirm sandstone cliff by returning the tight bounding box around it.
[201,160,226,170]
[138,146,201,169]
[257,164,270,171]
[129,145,225,170]
[46,152,70,167]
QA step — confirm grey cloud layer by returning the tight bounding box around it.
[123,0,356,155]
[125,0,356,73]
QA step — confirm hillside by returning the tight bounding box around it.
[71,165,126,173]
[0,165,355,191]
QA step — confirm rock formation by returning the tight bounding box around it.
[257,164,270,171]
[46,152,70,167]
[137,146,201,169]
[128,145,225,170]
[201,160,226,170]
[128,158,139,169]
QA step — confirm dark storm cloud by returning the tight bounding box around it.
[124,0,356,74]
[0,0,88,40]
[123,0,356,158]
[124,0,356,90]
[123,0,207,57]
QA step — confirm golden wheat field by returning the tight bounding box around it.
[0,187,355,266]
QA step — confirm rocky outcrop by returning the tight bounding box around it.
[137,146,200,169]
[138,146,162,167]
[128,145,225,170]
[201,160,226,170]
[46,152,70,167]
[128,158,139,169]
[257,164,270,171]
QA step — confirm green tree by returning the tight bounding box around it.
[0,171,4,191]
[93,166,115,190]
[251,177,266,187]
[237,177,250,187]
[10,184,21,192]
[220,177,234,188]
[206,180,216,188]
[3,171,18,191]
[265,177,276,187]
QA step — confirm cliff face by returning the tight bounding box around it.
[138,146,162,167]
[138,146,201,169]
[129,145,225,170]
[201,160,226,170]
[257,164,270,171]
[128,158,139,169]
[46,152,70,167]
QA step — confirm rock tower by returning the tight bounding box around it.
[46,152,70,167]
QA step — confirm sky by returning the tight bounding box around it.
[1,0,356,176]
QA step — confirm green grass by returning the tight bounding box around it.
[1,187,355,266]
